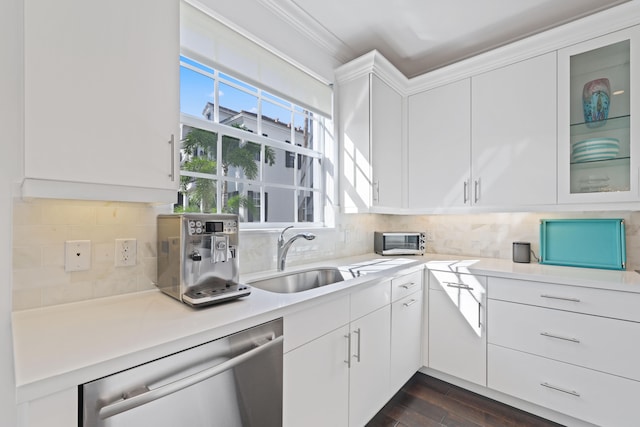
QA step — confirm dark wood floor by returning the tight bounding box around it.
[366,373,564,427]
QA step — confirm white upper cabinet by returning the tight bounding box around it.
[557,26,640,204]
[408,52,557,211]
[408,79,471,210]
[371,75,403,210]
[337,51,404,213]
[471,52,557,208]
[23,0,179,202]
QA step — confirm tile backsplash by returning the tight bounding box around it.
[11,198,640,310]
[12,199,172,310]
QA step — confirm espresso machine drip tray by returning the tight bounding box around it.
[182,279,251,307]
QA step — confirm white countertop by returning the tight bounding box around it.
[12,252,640,403]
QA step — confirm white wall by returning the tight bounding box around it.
[0,0,22,423]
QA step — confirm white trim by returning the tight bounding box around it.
[21,179,177,203]
[334,50,409,95]
[407,1,640,94]
[255,0,352,64]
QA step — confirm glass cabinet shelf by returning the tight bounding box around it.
[570,114,630,135]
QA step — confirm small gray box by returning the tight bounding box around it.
[512,242,531,263]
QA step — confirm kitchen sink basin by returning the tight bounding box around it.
[248,267,346,293]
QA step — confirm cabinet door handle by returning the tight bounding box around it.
[540,294,581,303]
[353,328,361,363]
[463,181,469,204]
[403,299,417,307]
[540,332,580,343]
[444,282,474,291]
[474,179,479,203]
[168,134,175,181]
[540,382,580,397]
[400,282,419,290]
[344,333,351,368]
[373,180,380,203]
[478,301,482,329]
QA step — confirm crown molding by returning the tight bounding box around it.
[256,0,352,64]
[407,0,640,94]
[334,50,409,95]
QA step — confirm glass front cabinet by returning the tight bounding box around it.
[558,26,640,203]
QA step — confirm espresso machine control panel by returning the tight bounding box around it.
[186,218,238,235]
[156,214,250,308]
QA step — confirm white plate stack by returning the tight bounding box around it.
[571,137,619,163]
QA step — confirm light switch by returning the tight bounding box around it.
[65,240,91,272]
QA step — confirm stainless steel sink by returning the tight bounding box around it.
[248,267,346,293]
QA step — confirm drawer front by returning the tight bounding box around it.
[489,300,640,381]
[429,270,486,299]
[285,296,349,353]
[351,279,391,321]
[488,344,640,427]
[489,276,640,322]
[391,270,423,302]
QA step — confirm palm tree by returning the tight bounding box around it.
[180,126,275,216]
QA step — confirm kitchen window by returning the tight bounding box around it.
[178,55,327,226]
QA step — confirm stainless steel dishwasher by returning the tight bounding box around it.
[81,319,283,427]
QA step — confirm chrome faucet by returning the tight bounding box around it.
[277,226,316,271]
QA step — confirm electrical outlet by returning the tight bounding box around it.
[65,240,91,272]
[115,238,137,267]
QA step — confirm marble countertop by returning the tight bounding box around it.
[12,252,640,403]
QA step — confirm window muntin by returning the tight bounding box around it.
[178,56,325,226]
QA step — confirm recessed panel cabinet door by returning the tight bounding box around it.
[471,52,557,207]
[24,0,179,201]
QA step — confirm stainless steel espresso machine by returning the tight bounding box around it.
[156,214,251,307]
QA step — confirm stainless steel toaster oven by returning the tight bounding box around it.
[374,232,425,256]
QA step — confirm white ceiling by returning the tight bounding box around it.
[256,0,630,78]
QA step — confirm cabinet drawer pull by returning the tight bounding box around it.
[400,282,419,290]
[353,328,361,363]
[540,382,580,397]
[540,294,581,303]
[403,299,417,307]
[540,332,580,343]
[344,333,351,368]
[445,282,474,291]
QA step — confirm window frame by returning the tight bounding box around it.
[179,57,328,228]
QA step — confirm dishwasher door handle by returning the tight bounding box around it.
[98,335,283,420]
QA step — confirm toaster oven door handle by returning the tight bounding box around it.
[98,335,283,420]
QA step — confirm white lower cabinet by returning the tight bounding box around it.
[389,270,424,392]
[489,345,640,427]
[284,325,350,427]
[349,304,391,427]
[428,270,487,386]
[283,270,424,427]
[390,291,423,393]
[488,276,640,426]
[283,280,391,427]
[18,388,76,427]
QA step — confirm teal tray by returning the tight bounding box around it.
[539,219,626,270]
